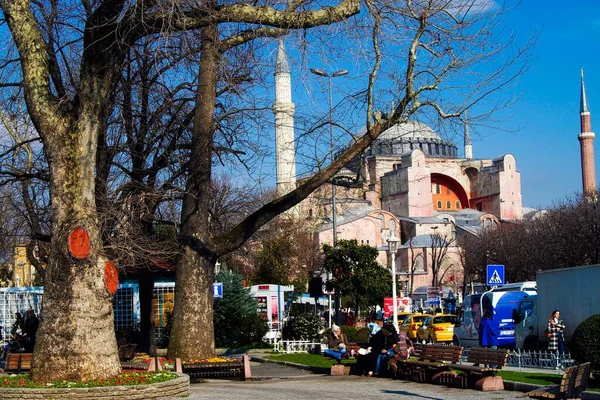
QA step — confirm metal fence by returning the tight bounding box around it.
[0,286,43,344]
[460,347,575,370]
[272,339,323,354]
[0,282,176,344]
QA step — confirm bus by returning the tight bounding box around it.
[453,288,534,348]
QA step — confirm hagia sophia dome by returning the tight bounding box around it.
[362,120,458,158]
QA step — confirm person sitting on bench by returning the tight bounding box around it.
[324,325,348,363]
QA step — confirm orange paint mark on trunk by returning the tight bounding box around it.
[105,261,119,294]
[68,227,91,259]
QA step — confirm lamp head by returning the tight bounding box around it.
[332,70,349,77]
[387,234,399,253]
[310,68,328,77]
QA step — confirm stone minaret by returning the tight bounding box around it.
[579,68,596,196]
[272,41,297,198]
[464,111,473,160]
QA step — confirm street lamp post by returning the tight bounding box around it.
[310,68,348,328]
[387,233,400,332]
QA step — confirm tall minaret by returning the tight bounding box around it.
[273,41,297,198]
[464,111,473,160]
[579,68,596,196]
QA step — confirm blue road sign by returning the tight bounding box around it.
[486,264,505,286]
[212,282,223,298]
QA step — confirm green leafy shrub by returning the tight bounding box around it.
[341,326,357,342]
[355,327,371,344]
[320,325,358,342]
[282,311,322,340]
[321,327,331,342]
[571,314,600,372]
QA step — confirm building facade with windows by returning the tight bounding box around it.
[273,42,523,302]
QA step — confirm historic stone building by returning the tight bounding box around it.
[272,42,523,304]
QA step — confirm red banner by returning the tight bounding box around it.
[383,296,412,318]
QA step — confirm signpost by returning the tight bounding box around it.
[426,286,440,308]
[486,264,505,286]
[212,282,223,298]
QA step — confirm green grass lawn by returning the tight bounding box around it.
[497,371,599,392]
[260,353,598,391]
[263,353,356,369]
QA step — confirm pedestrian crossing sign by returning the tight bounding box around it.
[486,265,504,286]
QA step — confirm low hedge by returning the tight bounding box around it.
[571,314,600,373]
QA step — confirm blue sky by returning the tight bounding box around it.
[259,1,600,209]
[472,2,600,208]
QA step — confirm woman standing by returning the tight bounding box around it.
[547,309,566,370]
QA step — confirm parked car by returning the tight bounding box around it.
[400,313,431,340]
[416,314,457,343]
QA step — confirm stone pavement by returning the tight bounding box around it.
[176,355,599,400]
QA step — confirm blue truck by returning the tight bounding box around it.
[453,284,535,348]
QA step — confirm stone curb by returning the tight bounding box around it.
[0,373,189,399]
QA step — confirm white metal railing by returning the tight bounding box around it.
[272,339,323,354]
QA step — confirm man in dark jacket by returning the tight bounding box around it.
[324,325,348,362]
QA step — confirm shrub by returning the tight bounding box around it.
[321,327,331,342]
[282,312,323,340]
[355,327,371,344]
[340,326,357,342]
[571,314,600,372]
[320,325,358,342]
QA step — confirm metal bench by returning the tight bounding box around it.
[522,362,591,400]
[448,347,509,390]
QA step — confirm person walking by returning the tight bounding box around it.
[478,310,499,349]
[548,309,566,370]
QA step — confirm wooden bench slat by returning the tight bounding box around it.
[3,353,33,373]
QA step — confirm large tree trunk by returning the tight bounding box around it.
[168,21,220,359]
[31,119,120,381]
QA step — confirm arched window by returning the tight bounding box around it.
[309,209,313,217]
[455,201,461,209]
[390,220,396,235]
[437,200,442,209]
[378,214,385,229]
[414,254,425,272]
[446,201,451,209]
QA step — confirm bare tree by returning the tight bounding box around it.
[430,232,455,288]
[0,0,534,380]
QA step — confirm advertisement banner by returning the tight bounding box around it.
[427,286,440,306]
[383,296,412,318]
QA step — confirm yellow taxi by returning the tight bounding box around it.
[400,314,431,340]
[416,314,457,343]
[395,312,412,324]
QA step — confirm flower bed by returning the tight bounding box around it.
[182,357,243,380]
[0,372,189,400]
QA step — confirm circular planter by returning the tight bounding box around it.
[0,373,189,400]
